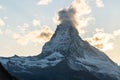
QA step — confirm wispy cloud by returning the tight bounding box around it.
[86,28,120,52]
[32,19,40,26]
[0,18,5,26]
[0,29,3,35]
[0,5,3,9]
[96,0,104,8]
[38,25,53,41]
[17,23,30,33]
[3,17,8,20]
[53,0,95,34]
[0,5,6,11]
[113,29,120,36]
[37,0,52,5]
[86,28,113,51]
[13,25,53,45]
[13,33,29,45]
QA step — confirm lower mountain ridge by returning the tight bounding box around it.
[0,24,120,80]
[0,63,17,80]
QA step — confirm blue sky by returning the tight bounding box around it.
[0,0,120,64]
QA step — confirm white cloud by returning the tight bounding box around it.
[4,29,13,35]
[22,23,29,28]
[96,0,104,7]
[13,25,53,45]
[32,19,40,26]
[13,33,29,45]
[0,5,6,11]
[53,0,95,34]
[86,28,114,51]
[37,0,52,5]
[0,18,5,26]
[86,28,120,53]
[113,29,120,36]
[0,29,3,35]
[17,23,29,33]
[0,5,3,9]
[3,17,8,20]
[106,30,120,64]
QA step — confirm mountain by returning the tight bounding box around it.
[0,63,17,80]
[0,23,120,80]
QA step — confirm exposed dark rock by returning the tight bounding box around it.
[0,63,17,80]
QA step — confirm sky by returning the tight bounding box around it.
[0,0,120,64]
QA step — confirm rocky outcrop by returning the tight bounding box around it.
[0,63,17,80]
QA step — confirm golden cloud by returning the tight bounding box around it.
[13,25,53,45]
[86,28,114,51]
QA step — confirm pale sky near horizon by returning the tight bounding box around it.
[0,0,120,64]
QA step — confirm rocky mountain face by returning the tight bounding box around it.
[0,23,120,80]
[0,63,17,80]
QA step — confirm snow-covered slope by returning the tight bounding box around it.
[0,23,120,80]
[0,52,64,70]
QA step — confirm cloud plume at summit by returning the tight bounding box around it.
[54,0,93,34]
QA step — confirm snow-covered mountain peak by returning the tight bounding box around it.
[40,23,120,79]
[0,23,120,80]
[40,24,83,57]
